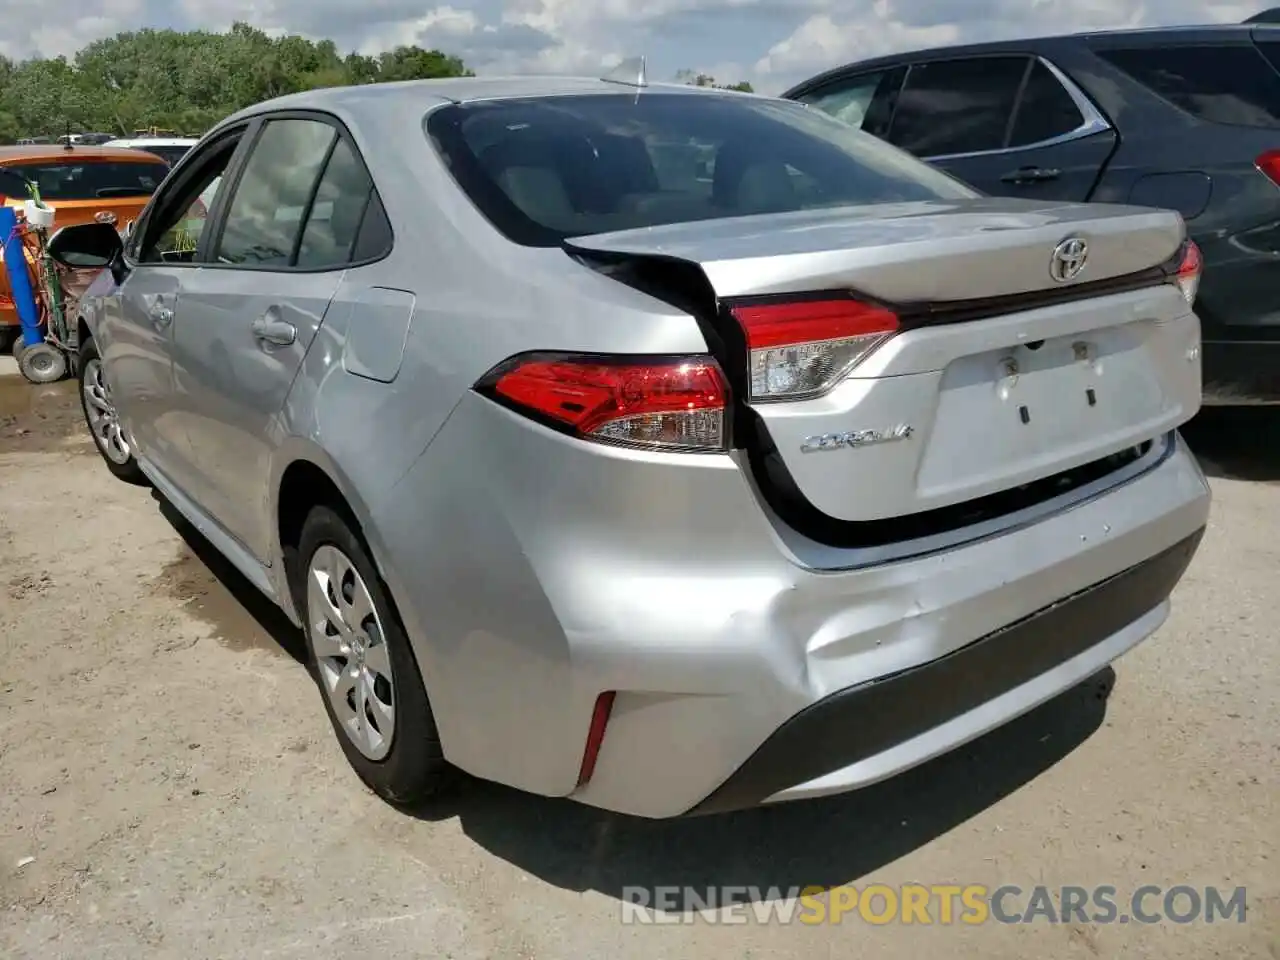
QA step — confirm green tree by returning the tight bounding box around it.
[0,26,473,141]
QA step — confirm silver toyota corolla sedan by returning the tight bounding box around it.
[48,75,1211,819]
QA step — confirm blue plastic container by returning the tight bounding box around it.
[0,205,41,347]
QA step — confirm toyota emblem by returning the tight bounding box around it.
[1050,237,1088,283]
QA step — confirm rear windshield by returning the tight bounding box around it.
[425,93,976,246]
[131,144,189,166]
[4,160,168,200]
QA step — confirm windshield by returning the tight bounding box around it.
[425,93,977,246]
[132,144,190,166]
[4,160,169,200]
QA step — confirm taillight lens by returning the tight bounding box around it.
[729,298,899,401]
[1171,239,1202,305]
[480,353,729,452]
[1256,149,1280,187]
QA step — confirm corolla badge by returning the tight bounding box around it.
[1050,236,1088,282]
[801,424,914,453]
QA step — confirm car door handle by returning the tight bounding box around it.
[251,314,296,346]
[1001,166,1061,184]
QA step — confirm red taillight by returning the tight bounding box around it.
[576,691,616,787]
[482,353,729,452]
[1172,239,1202,305]
[1256,149,1280,187]
[729,298,899,401]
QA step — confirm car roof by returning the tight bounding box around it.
[105,138,199,148]
[784,21,1280,94]
[0,144,170,164]
[219,74,752,126]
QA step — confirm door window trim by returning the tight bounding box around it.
[912,56,1112,162]
[197,108,395,275]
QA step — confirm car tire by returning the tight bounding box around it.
[297,505,451,806]
[78,337,147,485]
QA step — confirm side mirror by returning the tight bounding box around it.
[47,221,124,269]
[0,168,31,199]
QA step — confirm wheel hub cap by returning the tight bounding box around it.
[82,358,131,465]
[306,544,396,761]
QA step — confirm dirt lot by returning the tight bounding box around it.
[0,374,1275,960]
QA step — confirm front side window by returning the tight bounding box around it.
[426,92,976,247]
[799,72,889,128]
[135,133,242,264]
[213,119,336,267]
[5,160,168,200]
[887,56,1030,157]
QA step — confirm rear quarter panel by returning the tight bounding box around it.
[268,99,714,749]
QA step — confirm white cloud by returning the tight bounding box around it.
[0,0,1272,95]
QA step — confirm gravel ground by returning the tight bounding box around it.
[0,377,1275,959]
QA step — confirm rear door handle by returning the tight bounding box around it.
[1001,166,1061,184]
[251,314,296,346]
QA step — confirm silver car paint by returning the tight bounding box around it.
[83,77,1211,818]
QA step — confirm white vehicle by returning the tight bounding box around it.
[103,137,199,168]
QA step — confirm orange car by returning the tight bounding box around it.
[0,144,170,347]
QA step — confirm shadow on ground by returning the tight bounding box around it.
[134,426,1153,903]
[1182,407,1280,482]
[152,489,307,663]
[145,477,1117,904]
[408,668,1114,903]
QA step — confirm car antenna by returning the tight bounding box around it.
[600,56,647,89]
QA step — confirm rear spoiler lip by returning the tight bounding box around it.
[569,238,1193,332]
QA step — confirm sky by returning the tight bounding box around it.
[4,0,1275,95]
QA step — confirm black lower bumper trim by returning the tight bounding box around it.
[687,528,1205,816]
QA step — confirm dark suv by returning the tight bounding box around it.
[783,17,1280,405]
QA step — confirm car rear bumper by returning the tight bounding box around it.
[686,528,1201,815]
[1202,339,1280,405]
[376,396,1211,819]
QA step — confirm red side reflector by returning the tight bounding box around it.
[1257,150,1280,187]
[576,691,616,787]
[730,298,899,349]
[1177,239,1202,278]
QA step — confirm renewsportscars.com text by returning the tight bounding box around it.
[619,884,1249,925]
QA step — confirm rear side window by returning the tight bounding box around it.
[425,93,976,247]
[294,138,374,269]
[1009,60,1086,147]
[5,160,168,200]
[887,57,1029,156]
[1095,44,1280,127]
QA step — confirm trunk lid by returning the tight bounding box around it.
[568,198,1201,525]
[566,198,1183,302]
